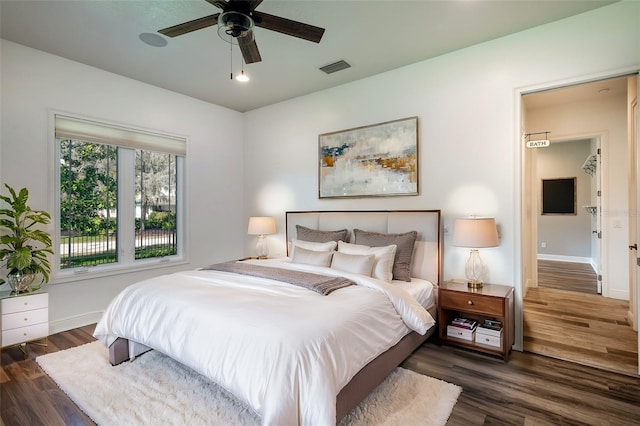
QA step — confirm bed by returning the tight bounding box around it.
[94,210,441,425]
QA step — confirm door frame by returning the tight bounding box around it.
[514,68,639,352]
[629,74,640,377]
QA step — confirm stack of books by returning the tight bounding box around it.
[446,317,477,341]
[476,319,503,348]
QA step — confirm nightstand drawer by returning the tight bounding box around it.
[2,307,48,331]
[0,293,48,314]
[2,322,49,347]
[439,290,503,316]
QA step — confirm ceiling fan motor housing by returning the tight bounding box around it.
[218,11,254,40]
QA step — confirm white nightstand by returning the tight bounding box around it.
[0,289,49,354]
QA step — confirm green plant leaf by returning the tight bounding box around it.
[7,247,32,271]
[0,184,53,282]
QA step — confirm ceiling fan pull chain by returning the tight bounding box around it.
[230,41,233,80]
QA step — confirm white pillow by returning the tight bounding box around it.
[291,246,334,267]
[330,251,375,276]
[337,241,397,282]
[290,239,337,257]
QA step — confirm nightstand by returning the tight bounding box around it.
[0,289,49,354]
[438,282,514,361]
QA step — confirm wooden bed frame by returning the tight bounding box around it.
[108,209,442,423]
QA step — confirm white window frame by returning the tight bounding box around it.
[51,113,187,283]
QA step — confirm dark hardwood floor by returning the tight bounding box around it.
[2,324,640,425]
[404,343,640,425]
[1,325,95,426]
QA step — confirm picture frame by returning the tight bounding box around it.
[541,177,576,215]
[318,116,418,198]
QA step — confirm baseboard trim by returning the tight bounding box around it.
[50,311,102,335]
[607,288,630,301]
[537,254,594,265]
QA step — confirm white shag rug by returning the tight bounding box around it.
[37,341,461,426]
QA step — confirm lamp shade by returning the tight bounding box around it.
[247,216,276,236]
[452,218,499,248]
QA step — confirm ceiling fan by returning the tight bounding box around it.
[158,0,325,64]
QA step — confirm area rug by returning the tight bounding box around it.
[37,341,461,425]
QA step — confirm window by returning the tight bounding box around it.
[55,115,185,278]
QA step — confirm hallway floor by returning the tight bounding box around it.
[524,264,638,376]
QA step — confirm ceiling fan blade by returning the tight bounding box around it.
[224,0,262,11]
[158,13,220,37]
[238,32,262,64]
[205,0,229,10]
[246,0,264,10]
[253,11,325,43]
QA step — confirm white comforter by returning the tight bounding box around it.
[94,259,435,426]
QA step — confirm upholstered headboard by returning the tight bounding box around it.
[285,210,442,285]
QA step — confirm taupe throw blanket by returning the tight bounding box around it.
[203,261,354,295]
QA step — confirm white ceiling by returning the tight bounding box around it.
[523,75,630,109]
[0,0,617,112]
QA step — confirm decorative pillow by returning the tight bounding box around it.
[354,229,418,282]
[291,246,334,267]
[290,239,337,257]
[337,241,396,282]
[296,225,348,243]
[330,251,375,277]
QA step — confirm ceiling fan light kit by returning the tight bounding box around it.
[217,11,254,45]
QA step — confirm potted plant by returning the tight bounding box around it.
[0,184,53,293]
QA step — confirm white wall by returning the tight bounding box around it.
[0,40,245,332]
[244,1,640,293]
[527,93,629,299]
[536,140,593,260]
[1,2,639,339]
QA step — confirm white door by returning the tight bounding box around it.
[596,138,603,294]
[630,75,640,374]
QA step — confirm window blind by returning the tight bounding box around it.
[55,115,186,156]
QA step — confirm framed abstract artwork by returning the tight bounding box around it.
[318,116,418,198]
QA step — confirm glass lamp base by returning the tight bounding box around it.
[465,249,485,289]
[255,235,268,259]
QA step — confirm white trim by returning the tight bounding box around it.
[49,310,103,334]
[537,254,595,265]
[53,258,188,284]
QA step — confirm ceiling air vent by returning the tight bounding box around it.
[319,60,351,75]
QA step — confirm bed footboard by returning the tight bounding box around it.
[108,337,130,366]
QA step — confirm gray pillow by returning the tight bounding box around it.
[353,229,417,282]
[296,225,348,243]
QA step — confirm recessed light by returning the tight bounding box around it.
[139,33,168,47]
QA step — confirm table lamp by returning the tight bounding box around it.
[452,217,499,288]
[247,216,276,259]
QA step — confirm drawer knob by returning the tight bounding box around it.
[24,302,28,306]
[467,300,474,305]
[24,317,28,321]
[23,333,27,336]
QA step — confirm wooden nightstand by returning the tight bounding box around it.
[438,282,514,361]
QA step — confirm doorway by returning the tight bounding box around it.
[520,75,639,375]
